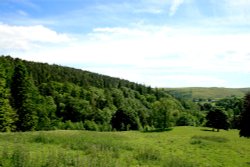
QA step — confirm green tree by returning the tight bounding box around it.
[36,96,57,130]
[216,96,243,129]
[239,92,250,137]
[2,56,195,132]
[176,113,195,126]
[206,107,229,132]
[152,98,182,129]
[11,61,39,131]
[0,65,16,132]
[111,108,139,131]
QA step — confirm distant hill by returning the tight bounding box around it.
[165,87,250,100]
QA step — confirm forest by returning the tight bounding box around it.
[0,55,249,134]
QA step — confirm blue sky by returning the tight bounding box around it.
[1,0,250,88]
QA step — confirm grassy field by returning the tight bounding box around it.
[0,126,249,167]
[165,87,250,100]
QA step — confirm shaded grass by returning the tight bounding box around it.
[162,156,198,167]
[142,127,173,133]
[191,135,229,143]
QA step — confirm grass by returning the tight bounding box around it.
[0,127,249,166]
[165,87,250,100]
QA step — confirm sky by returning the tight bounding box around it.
[0,0,250,88]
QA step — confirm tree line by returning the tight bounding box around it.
[0,56,249,137]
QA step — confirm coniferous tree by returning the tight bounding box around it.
[239,92,250,137]
[0,65,16,132]
[10,60,39,131]
[1,56,221,131]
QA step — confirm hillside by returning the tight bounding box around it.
[0,55,247,132]
[165,87,250,101]
[0,55,195,132]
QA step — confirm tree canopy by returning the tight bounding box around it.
[1,56,194,131]
[239,92,250,137]
[206,107,229,132]
[0,56,245,132]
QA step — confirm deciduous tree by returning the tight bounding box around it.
[206,107,229,132]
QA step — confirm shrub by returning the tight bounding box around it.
[83,120,99,131]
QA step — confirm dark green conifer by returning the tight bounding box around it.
[239,93,250,137]
[0,65,16,132]
[11,60,38,131]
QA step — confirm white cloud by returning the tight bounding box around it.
[206,0,250,26]
[0,23,71,51]
[4,23,250,87]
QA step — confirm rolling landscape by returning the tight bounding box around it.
[1,1,250,166]
[165,87,250,101]
[0,56,250,166]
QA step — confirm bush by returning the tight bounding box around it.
[55,121,84,130]
[176,113,196,126]
[83,120,99,131]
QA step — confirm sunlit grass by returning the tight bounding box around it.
[0,127,249,166]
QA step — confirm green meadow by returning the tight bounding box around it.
[0,126,249,167]
[165,87,250,100]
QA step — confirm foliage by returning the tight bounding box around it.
[216,96,243,129]
[239,92,250,137]
[152,98,183,129]
[0,55,246,131]
[176,113,196,126]
[206,107,229,132]
[111,108,139,131]
[2,56,184,131]
[10,60,40,131]
[0,64,16,132]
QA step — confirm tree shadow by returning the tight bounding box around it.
[200,128,216,132]
[142,128,173,133]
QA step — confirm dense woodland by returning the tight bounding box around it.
[0,56,249,135]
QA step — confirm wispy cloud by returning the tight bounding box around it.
[9,0,40,10]
[17,10,28,16]
[169,0,184,16]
